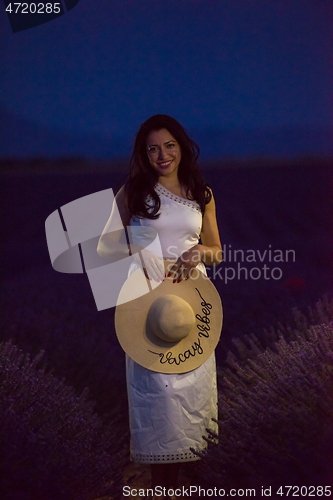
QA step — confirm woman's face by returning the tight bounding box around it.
[146,128,181,179]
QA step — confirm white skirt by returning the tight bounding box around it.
[126,352,218,463]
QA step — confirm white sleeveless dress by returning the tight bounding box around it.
[126,182,218,464]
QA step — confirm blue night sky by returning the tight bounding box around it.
[0,0,332,159]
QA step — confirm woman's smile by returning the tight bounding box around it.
[158,160,173,168]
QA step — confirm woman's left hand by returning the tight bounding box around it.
[168,245,202,281]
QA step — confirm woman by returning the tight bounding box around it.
[98,115,222,496]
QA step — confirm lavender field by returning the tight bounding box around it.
[1,158,332,498]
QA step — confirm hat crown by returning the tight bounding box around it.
[148,294,195,343]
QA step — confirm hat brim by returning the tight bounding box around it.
[115,264,223,374]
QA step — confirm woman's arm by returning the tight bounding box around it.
[170,189,222,279]
[198,190,223,265]
[97,186,131,258]
[115,185,132,227]
[97,186,165,281]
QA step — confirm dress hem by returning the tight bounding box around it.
[130,450,203,464]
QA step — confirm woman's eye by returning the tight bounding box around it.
[167,143,176,148]
[148,147,158,153]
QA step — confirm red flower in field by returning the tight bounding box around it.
[282,276,306,294]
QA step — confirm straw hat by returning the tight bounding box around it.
[115,262,222,374]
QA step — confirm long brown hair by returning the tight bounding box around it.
[125,114,211,219]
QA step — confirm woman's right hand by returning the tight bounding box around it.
[133,249,165,282]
